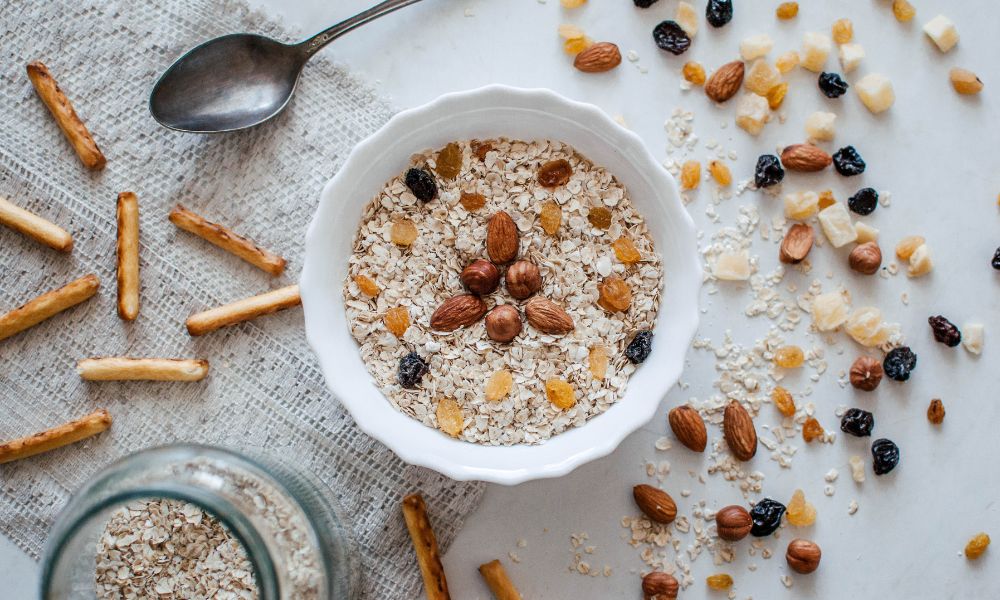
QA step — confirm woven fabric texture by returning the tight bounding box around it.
[0,0,484,596]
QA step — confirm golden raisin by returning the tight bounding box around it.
[950,68,984,95]
[390,218,418,246]
[775,2,798,19]
[540,201,562,235]
[766,82,788,109]
[538,159,573,187]
[818,189,837,209]
[708,160,732,186]
[470,139,494,161]
[895,236,925,260]
[832,18,853,44]
[706,574,733,590]
[965,533,991,560]
[485,369,514,402]
[597,276,633,313]
[612,236,642,264]
[802,417,824,443]
[354,274,380,297]
[563,36,593,55]
[589,346,609,380]
[560,0,586,7]
[558,23,585,39]
[435,142,462,180]
[891,0,916,22]
[436,398,464,437]
[774,345,805,368]
[459,191,486,211]
[775,51,800,74]
[587,206,612,229]
[545,378,576,409]
[927,398,945,424]
[682,61,707,85]
[680,160,701,191]
[771,386,796,417]
[786,489,817,526]
[384,306,410,337]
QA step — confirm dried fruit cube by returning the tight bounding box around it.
[612,236,642,264]
[587,206,612,229]
[354,274,380,297]
[907,244,933,277]
[563,36,593,55]
[818,203,858,248]
[786,489,817,526]
[436,398,464,436]
[962,323,984,355]
[390,218,419,246]
[558,23,586,39]
[485,369,514,402]
[384,306,411,337]
[713,250,751,281]
[545,378,576,409]
[775,51,800,74]
[854,221,879,244]
[459,191,486,211]
[811,291,850,331]
[766,82,788,109]
[923,15,959,53]
[802,417,824,442]
[805,111,837,141]
[744,59,782,96]
[776,2,798,20]
[856,73,895,114]
[801,32,832,72]
[965,533,990,560]
[680,160,701,190]
[560,0,586,7]
[950,68,984,95]
[675,1,699,37]
[589,346,609,380]
[740,34,774,61]
[845,307,892,347]
[735,93,771,135]
[683,61,706,85]
[540,201,562,235]
[838,43,865,73]
[708,160,732,186]
[849,455,866,482]
[774,345,805,368]
[435,142,462,180]
[817,190,836,210]
[706,573,733,590]
[784,191,819,220]
[832,18,853,44]
[597,276,633,312]
[895,236,925,260]
[771,386,796,417]
[892,0,916,22]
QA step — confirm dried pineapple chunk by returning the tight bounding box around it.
[812,291,850,331]
[856,73,895,114]
[801,32,832,72]
[735,94,770,135]
[818,203,857,248]
[784,191,819,220]
[713,251,751,281]
[923,15,959,52]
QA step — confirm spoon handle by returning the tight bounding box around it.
[297,0,426,59]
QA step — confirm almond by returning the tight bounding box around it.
[486,210,519,264]
[780,143,833,172]
[705,61,746,103]
[723,400,757,461]
[779,223,815,264]
[573,42,622,73]
[632,484,677,524]
[429,294,487,331]
[668,405,707,452]
[524,296,574,334]
[715,505,753,542]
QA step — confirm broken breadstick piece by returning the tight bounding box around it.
[77,358,209,382]
[185,284,300,336]
[26,61,106,171]
[0,408,111,464]
[0,274,99,342]
[116,192,140,321]
[169,205,286,276]
[0,196,73,252]
[479,560,522,600]
[402,493,450,600]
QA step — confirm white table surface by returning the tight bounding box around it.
[5,1,999,598]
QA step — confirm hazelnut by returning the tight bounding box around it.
[849,356,883,391]
[505,260,542,300]
[785,539,822,574]
[848,241,882,275]
[641,571,679,600]
[715,505,753,542]
[484,305,522,343]
[460,259,500,295]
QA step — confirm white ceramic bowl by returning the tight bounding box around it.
[301,86,700,485]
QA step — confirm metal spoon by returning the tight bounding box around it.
[150,0,424,133]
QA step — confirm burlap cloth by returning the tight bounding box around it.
[0,0,485,596]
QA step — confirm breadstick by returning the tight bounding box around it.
[169,205,286,276]
[0,409,111,465]
[116,192,140,321]
[77,358,209,382]
[402,493,450,600]
[478,560,522,600]
[25,61,106,171]
[0,274,99,342]
[186,285,300,336]
[0,196,73,252]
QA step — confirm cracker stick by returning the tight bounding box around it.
[169,205,286,276]
[402,493,451,600]
[0,196,73,252]
[478,560,522,600]
[186,285,300,336]
[0,408,111,465]
[0,274,99,341]
[25,61,106,171]
[116,192,140,321]
[77,358,209,382]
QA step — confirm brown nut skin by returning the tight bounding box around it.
[642,571,679,599]
[849,356,883,391]
[715,505,753,542]
[668,405,707,452]
[484,305,522,343]
[849,242,883,275]
[633,484,677,524]
[786,539,822,574]
[505,260,542,300]
[460,259,501,295]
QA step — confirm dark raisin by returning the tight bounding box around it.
[705,0,733,28]
[848,188,878,215]
[633,0,659,7]
[749,498,786,537]
[840,408,875,437]
[883,346,917,382]
[397,351,429,388]
[652,21,692,55]
[625,330,654,364]
[404,168,438,202]
[993,247,1000,270]
[832,146,866,176]
[871,438,900,475]
[754,154,785,188]
[818,72,849,98]
[928,315,962,347]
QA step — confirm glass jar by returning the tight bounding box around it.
[40,444,359,599]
